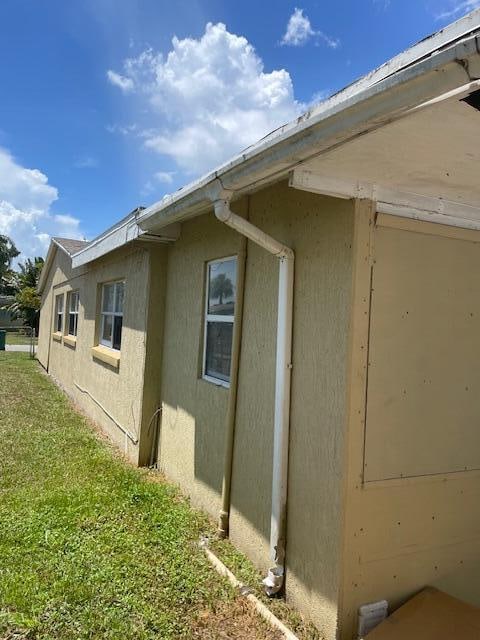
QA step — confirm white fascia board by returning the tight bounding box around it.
[312,8,480,113]
[38,241,58,294]
[72,217,139,268]
[289,170,375,200]
[137,33,480,234]
[290,169,480,231]
[71,219,181,268]
[377,196,480,231]
[38,237,81,293]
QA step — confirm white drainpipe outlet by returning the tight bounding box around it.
[214,199,294,596]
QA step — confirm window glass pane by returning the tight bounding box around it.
[68,313,76,336]
[205,321,233,382]
[56,295,63,313]
[208,259,236,316]
[102,284,115,312]
[115,282,124,313]
[56,313,62,332]
[70,292,79,312]
[102,314,113,343]
[113,315,123,350]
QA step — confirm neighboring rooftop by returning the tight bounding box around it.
[53,237,89,256]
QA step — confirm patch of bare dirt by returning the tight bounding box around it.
[193,597,285,639]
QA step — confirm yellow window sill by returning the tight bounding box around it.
[52,331,63,342]
[63,335,77,348]
[91,345,120,369]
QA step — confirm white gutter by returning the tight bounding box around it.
[214,200,294,596]
[131,31,480,240]
[70,21,480,268]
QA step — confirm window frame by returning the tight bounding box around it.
[202,256,237,388]
[99,280,124,351]
[67,290,80,337]
[54,293,64,333]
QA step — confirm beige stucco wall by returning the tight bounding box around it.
[37,248,80,370]
[38,244,161,465]
[339,209,480,639]
[157,203,247,517]
[140,247,168,466]
[156,182,355,637]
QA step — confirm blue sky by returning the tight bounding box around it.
[0,0,478,259]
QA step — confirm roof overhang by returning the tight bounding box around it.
[37,239,65,294]
[71,209,181,269]
[72,10,480,267]
[290,81,480,230]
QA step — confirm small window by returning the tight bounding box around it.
[203,257,237,386]
[100,281,124,350]
[54,294,64,332]
[68,291,79,336]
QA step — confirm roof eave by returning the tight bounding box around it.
[71,13,480,268]
[136,33,480,233]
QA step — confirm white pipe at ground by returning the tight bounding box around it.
[214,200,294,596]
[201,543,300,640]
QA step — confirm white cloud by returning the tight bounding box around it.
[281,8,340,48]
[106,69,134,92]
[436,0,480,19]
[154,171,175,184]
[0,148,83,260]
[107,22,303,175]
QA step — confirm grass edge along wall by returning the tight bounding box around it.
[38,185,356,639]
[38,184,480,639]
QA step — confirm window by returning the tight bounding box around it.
[54,294,64,332]
[100,281,124,350]
[68,291,79,336]
[203,257,237,386]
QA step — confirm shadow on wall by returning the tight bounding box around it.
[156,182,356,640]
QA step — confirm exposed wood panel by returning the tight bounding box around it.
[364,223,480,481]
[303,98,480,208]
[340,212,480,640]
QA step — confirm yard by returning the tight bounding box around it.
[0,353,284,640]
[5,331,37,346]
[0,353,313,640]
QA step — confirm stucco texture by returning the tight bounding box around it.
[38,244,162,465]
[157,204,246,518]
[155,182,354,637]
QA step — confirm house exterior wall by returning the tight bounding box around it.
[340,209,480,639]
[157,203,246,517]
[38,244,159,466]
[37,248,79,370]
[156,181,355,637]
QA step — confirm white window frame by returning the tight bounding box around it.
[54,293,64,333]
[202,256,237,388]
[100,280,124,351]
[67,291,79,337]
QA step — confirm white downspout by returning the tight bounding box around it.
[214,199,294,596]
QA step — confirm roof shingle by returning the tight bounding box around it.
[53,237,89,256]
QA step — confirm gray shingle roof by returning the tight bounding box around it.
[53,237,89,256]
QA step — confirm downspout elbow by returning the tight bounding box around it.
[214,195,294,599]
[214,199,233,224]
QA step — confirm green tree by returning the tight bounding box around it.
[6,257,44,330]
[211,273,233,305]
[0,234,20,294]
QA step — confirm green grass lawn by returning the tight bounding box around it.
[5,332,37,346]
[0,353,289,640]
